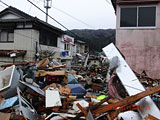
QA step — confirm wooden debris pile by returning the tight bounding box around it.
[0,43,160,120]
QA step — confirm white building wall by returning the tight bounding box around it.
[14,29,39,61]
[57,36,64,51]
[0,29,39,65]
[80,45,85,54]
[116,3,160,79]
[58,35,75,57]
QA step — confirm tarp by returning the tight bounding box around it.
[68,73,78,84]
[0,96,18,110]
[68,84,86,98]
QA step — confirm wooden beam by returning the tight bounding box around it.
[92,84,160,115]
[107,105,138,119]
[76,103,88,118]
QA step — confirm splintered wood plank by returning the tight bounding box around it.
[92,82,160,115]
[72,96,111,120]
[76,103,88,118]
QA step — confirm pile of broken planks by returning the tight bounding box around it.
[0,43,159,120]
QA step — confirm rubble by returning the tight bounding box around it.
[0,44,160,120]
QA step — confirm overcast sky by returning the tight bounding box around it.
[0,0,116,30]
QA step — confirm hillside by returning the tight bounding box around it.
[68,29,115,52]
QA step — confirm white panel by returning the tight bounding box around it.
[103,43,160,118]
[45,89,62,108]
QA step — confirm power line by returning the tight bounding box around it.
[105,0,112,5]
[28,0,34,14]
[0,0,93,51]
[0,0,79,42]
[27,0,78,37]
[14,31,38,41]
[51,6,95,29]
[39,0,95,29]
[0,0,73,34]
[0,0,9,7]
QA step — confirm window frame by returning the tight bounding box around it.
[119,5,157,29]
[64,43,70,51]
[0,30,14,43]
[64,42,70,56]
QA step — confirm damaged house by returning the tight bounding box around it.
[75,40,89,55]
[0,6,76,66]
[111,0,160,79]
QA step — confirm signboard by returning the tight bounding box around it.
[64,35,74,43]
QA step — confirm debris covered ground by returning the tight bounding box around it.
[0,43,160,120]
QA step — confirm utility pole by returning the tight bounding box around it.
[44,0,52,23]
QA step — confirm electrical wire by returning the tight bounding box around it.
[0,0,80,38]
[39,0,95,29]
[0,0,9,7]
[27,0,79,37]
[0,1,39,42]
[105,0,112,5]
[28,0,42,14]
[28,0,34,14]
[0,0,93,52]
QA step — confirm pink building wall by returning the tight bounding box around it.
[116,2,160,79]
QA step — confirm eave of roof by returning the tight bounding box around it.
[0,6,64,34]
[75,40,86,44]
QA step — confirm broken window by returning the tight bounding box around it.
[0,30,14,42]
[120,6,156,28]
